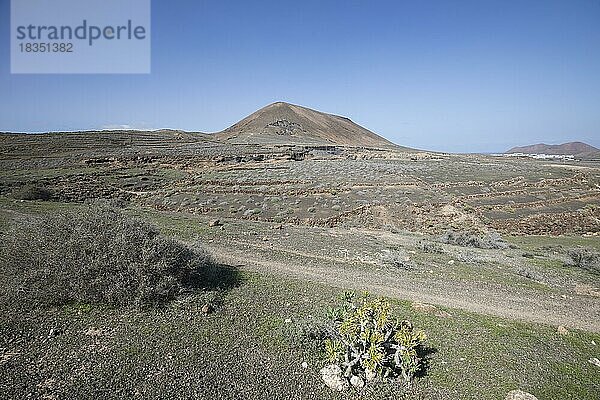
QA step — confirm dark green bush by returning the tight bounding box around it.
[0,206,227,310]
[12,184,53,201]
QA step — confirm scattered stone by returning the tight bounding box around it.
[48,328,61,338]
[589,357,600,367]
[411,301,452,318]
[448,260,455,265]
[592,340,597,346]
[440,204,459,217]
[350,375,365,388]
[574,284,600,298]
[320,364,349,391]
[284,318,292,323]
[208,219,221,227]
[364,368,377,382]
[301,361,308,369]
[84,327,109,337]
[201,303,214,314]
[557,325,569,335]
[0,351,20,366]
[36,378,57,392]
[504,390,538,400]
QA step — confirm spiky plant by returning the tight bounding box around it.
[325,293,426,384]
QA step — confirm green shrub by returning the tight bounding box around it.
[439,230,509,249]
[0,205,230,310]
[416,240,443,254]
[324,292,426,384]
[565,248,600,275]
[11,184,53,201]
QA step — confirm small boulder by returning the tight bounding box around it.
[84,327,110,337]
[364,368,377,382]
[208,219,221,227]
[504,390,538,400]
[48,328,61,338]
[201,303,214,314]
[574,284,600,297]
[557,325,569,335]
[411,301,452,318]
[350,375,364,388]
[320,364,349,392]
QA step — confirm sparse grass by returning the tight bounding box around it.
[417,240,443,254]
[128,208,211,240]
[0,196,74,213]
[0,166,105,181]
[1,272,598,399]
[10,184,53,201]
[507,235,600,252]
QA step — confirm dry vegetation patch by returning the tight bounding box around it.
[0,205,236,311]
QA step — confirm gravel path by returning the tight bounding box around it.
[209,245,600,333]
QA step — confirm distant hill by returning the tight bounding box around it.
[214,102,401,149]
[506,142,599,156]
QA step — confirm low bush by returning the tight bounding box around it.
[11,184,53,201]
[416,240,443,254]
[516,268,543,282]
[565,248,600,275]
[439,230,509,249]
[0,205,228,310]
[283,316,330,353]
[380,250,414,270]
[324,292,426,385]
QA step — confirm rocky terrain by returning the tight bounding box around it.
[506,141,600,157]
[1,106,599,399]
[215,102,400,148]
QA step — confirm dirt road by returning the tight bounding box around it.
[209,245,600,333]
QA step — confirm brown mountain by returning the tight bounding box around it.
[214,102,399,148]
[506,141,599,156]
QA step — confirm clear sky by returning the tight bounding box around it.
[1,0,599,153]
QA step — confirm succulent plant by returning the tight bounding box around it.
[325,292,426,384]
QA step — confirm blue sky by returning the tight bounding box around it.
[1,0,599,153]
